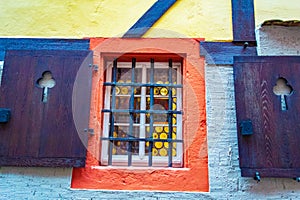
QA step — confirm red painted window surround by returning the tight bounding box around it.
[71,38,209,192]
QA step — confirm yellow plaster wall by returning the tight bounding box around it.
[145,0,233,41]
[0,0,156,38]
[0,0,232,41]
[255,0,300,26]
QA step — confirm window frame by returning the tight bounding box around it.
[0,61,4,86]
[72,38,209,192]
[101,60,183,167]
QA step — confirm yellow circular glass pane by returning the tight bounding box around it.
[115,87,120,95]
[172,132,176,139]
[172,88,176,95]
[172,118,177,125]
[160,132,168,139]
[121,87,129,95]
[159,148,168,156]
[172,103,177,110]
[173,97,177,103]
[146,126,150,133]
[173,127,177,132]
[163,126,169,133]
[172,148,177,156]
[160,87,168,96]
[153,132,158,139]
[164,142,169,148]
[113,131,118,137]
[154,87,159,95]
[173,142,177,148]
[112,148,117,155]
[155,126,163,133]
[152,148,158,156]
[154,142,163,149]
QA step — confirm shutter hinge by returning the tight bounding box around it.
[89,64,98,72]
[84,128,94,135]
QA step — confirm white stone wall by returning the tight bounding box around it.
[1,26,300,199]
[206,26,300,199]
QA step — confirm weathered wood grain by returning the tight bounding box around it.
[0,50,92,167]
[234,56,300,178]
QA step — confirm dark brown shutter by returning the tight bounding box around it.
[234,56,300,178]
[0,50,93,167]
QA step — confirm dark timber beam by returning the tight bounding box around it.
[200,0,257,64]
[0,38,90,60]
[231,0,256,42]
[123,0,177,38]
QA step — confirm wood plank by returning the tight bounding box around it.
[0,50,92,167]
[241,168,300,178]
[123,0,177,37]
[0,38,90,60]
[200,42,257,65]
[0,157,85,167]
[234,56,300,178]
[231,0,256,42]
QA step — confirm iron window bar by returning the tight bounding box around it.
[167,59,173,167]
[148,58,155,166]
[104,82,183,88]
[102,58,183,167]
[107,58,118,165]
[102,109,182,114]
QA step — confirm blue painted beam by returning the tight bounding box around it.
[200,42,257,65]
[231,0,256,42]
[123,0,177,38]
[0,38,90,60]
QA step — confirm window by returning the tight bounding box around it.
[72,38,209,192]
[101,58,183,167]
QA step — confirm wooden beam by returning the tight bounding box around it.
[231,0,256,42]
[200,42,257,65]
[123,0,177,38]
[0,38,90,60]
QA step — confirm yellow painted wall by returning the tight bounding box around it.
[1,0,299,41]
[0,0,232,41]
[255,0,300,26]
[144,0,232,41]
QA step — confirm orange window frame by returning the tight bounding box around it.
[71,38,209,192]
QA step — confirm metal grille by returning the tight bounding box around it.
[101,58,183,167]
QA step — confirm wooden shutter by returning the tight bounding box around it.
[234,56,300,178]
[0,50,93,167]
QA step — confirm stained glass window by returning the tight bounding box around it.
[101,58,183,167]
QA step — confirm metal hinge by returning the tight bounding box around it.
[89,64,98,71]
[84,128,94,135]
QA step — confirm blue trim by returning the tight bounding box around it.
[231,0,256,42]
[0,38,90,50]
[123,0,177,38]
[0,38,90,60]
[0,51,5,60]
[200,42,257,65]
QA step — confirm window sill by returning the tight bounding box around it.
[91,165,190,171]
